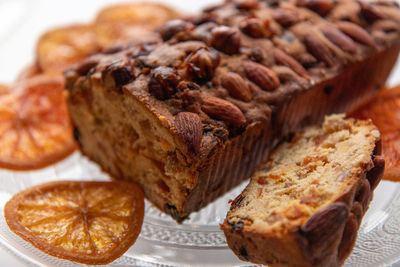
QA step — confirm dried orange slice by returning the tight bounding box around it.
[351,86,400,181]
[0,75,75,170]
[0,84,8,93]
[4,181,144,265]
[36,24,99,73]
[94,2,180,48]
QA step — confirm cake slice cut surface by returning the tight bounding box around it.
[222,114,384,267]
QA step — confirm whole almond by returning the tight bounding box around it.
[297,0,334,16]
[174,112,203,153]
[273,8,299,27]
[300,202,348,258]
[243,61,280,91]
[303,34,334,67]
[338,213,358,262]
[202,97,246,126]
[220,72,252,102]
[337,21,377,48]
[273,48,309,79]
[322,27,357,53]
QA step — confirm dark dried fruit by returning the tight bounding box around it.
[220,72,252,102]
[273,8,299,27]
[300,202,348,258]
[174,112,203,153]
[303,34,334,67]
[157,19,194,41]
[243,61,280,91]
[186,47,220,80]
[112,68,133,86]
[337,21,377,48]
[102,60,135,91]
[75,56,100,76]
[273,48,309,79]
[210,26,241,55]
[148,66,181,99]
[239,17,272,38]
[297,0,334,16]
[202,97,246,126]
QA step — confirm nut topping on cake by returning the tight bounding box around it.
[322,27,358,53]
[337,21,377,48]
[220,72,252,102]
[149,66,181,99]
[174,112,203,153]
[202,97,246,126]
[244,61,280,91]
[210,26,241,55]
[186,47,220,80]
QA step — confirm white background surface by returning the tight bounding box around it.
[0,0,400,266]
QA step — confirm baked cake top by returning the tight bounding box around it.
[66,0,400,158]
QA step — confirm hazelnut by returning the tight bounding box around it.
[148,66,181,99]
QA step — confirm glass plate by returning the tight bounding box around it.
[0,151,399,267]
[0,0,399,265]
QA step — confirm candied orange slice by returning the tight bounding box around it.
[94,2,180,48]
[36,25,99,73]
[351,86,400,181]
[0,75,75,170]
[4,181,144,265]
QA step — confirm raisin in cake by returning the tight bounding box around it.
[66,0,400,221]
[221,114,384,266]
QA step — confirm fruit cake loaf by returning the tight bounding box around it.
[65,0,400,221]
[221,114,384,266]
